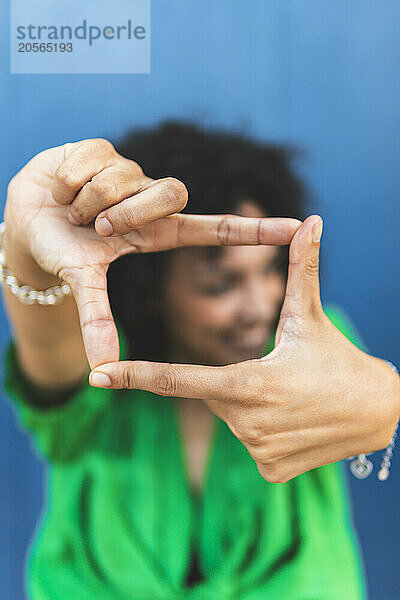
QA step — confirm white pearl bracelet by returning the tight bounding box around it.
[0,221,71,305]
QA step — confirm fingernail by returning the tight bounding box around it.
[312,219,323,244]
[96,217,113,236]
[89,372,112,388]
[67,210,80,225]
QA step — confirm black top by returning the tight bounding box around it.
[185,552,204,587]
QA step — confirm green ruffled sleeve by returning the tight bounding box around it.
[1,320,129,463]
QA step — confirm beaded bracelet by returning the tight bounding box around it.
[346,360,399,481]
[0,221,71,305]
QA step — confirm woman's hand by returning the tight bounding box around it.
[5,138,301,371]
[90,216,400,482]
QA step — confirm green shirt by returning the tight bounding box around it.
[2,305,367,600]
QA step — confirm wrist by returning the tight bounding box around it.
[3,225,61,290]
[366,355,400,450]
[347,356,399,481]
[381,359,400,445]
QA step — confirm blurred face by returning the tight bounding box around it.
[162,202,286,366]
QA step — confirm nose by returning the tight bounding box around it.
[238,277,279,325]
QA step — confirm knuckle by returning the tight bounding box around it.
[243,425,264,446]
[230,412,265,445]
[91,137,115,154]
[117,202,140,230]
[162,177,188,210]
[303,256,319,278]
[258,462,289,484]
[153,367,180,396]
[57,265,79,285]
[55,165,80,192]
[90,177,119,203]
[120,363,137,389]
[58,263,104,288]
[247,438,277,463]
[125,157,145,178]
[217,215,233,245]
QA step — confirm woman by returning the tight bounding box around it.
[2,122,399,599]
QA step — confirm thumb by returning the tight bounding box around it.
[88,360,234,402]
[60,264,119,370]
[277,215,324,337]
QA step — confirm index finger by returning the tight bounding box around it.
[125,214,303,253]
[60,264,120,370]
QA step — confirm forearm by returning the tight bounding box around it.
[2,232,89,389]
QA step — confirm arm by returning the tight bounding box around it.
[2,231,88,397]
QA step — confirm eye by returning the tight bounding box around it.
[200,283,232,296]
[197,275,238,296]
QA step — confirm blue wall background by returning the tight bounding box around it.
[0,1,399,598]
